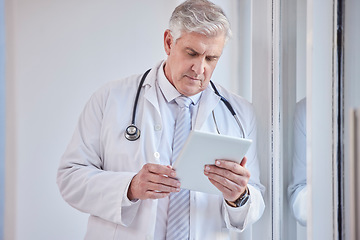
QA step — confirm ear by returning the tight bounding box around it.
[164,29,173,56]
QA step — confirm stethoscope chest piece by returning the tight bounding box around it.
[125,124,141,141]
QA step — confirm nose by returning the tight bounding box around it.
[191,58,205,76]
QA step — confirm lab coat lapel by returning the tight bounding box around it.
[143,86,160,116]
[141,69,162,153]
[142,65,161,115]
[194,86,220,130]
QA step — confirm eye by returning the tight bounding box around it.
[206,56,218,62]
[187,51,197,57]
[185,48,198,57]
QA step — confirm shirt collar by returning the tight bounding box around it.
[157,60,202,105]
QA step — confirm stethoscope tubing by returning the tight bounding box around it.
[125,69,246,140]
[131,69,151,125]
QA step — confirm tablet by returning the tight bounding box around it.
[172,130,252,195]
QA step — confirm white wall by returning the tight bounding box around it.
[0,0,5,237]
[4,1,240,239]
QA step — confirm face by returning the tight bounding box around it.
[163,30,226,96]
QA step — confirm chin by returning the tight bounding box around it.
[176,79,204,96]
[181,87,201,97]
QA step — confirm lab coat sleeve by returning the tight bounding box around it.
[221,100,265,231]
[222,185,265,231]
[57,85,140,226]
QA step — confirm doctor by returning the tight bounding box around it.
[57,0,265,239]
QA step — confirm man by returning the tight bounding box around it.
[57,0,265,239]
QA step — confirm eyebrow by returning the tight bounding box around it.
[186,47,220,59]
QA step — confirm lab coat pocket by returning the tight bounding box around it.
[102,130,146,172]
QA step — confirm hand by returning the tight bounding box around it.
[127,163,181,201]
[204,157,250,202]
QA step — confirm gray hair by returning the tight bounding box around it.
[169,0,232,43]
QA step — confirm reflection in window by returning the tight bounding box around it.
[288,98,307,226]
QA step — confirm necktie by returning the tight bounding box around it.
[166,96,192,240]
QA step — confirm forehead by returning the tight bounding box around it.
[176,32,226,56]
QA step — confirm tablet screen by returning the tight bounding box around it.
[173,130,252,195]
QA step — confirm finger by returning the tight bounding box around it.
[146,181,181,194]
[204,164,244,184]
[144,191,171,199]
[208,178,232,194]
[147,174,181,189]
[213,160,251,178]
[128,174,180,200]
[204,169,245,191]
[204,163,249,194]
[145,163,177,178]
[129,164,178,200]
[209,174,246,201]
[207,178,241,201]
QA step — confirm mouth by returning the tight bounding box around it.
[185,75,203,82]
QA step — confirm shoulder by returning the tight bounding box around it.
[81,74,143,112]
[210,82,256,133]
[210,82,254,113]
[94,65,159,97]
[97,73,143,95]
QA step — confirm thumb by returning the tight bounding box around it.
[240,156,247,167]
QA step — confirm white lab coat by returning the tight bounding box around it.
[57,61,265,240]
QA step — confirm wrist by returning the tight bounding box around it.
[226,186,250,208]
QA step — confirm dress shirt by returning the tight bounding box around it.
[153,61,201,240]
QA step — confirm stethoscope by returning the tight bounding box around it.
[125,69,246,141]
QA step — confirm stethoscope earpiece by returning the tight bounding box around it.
[125,124,141,141]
